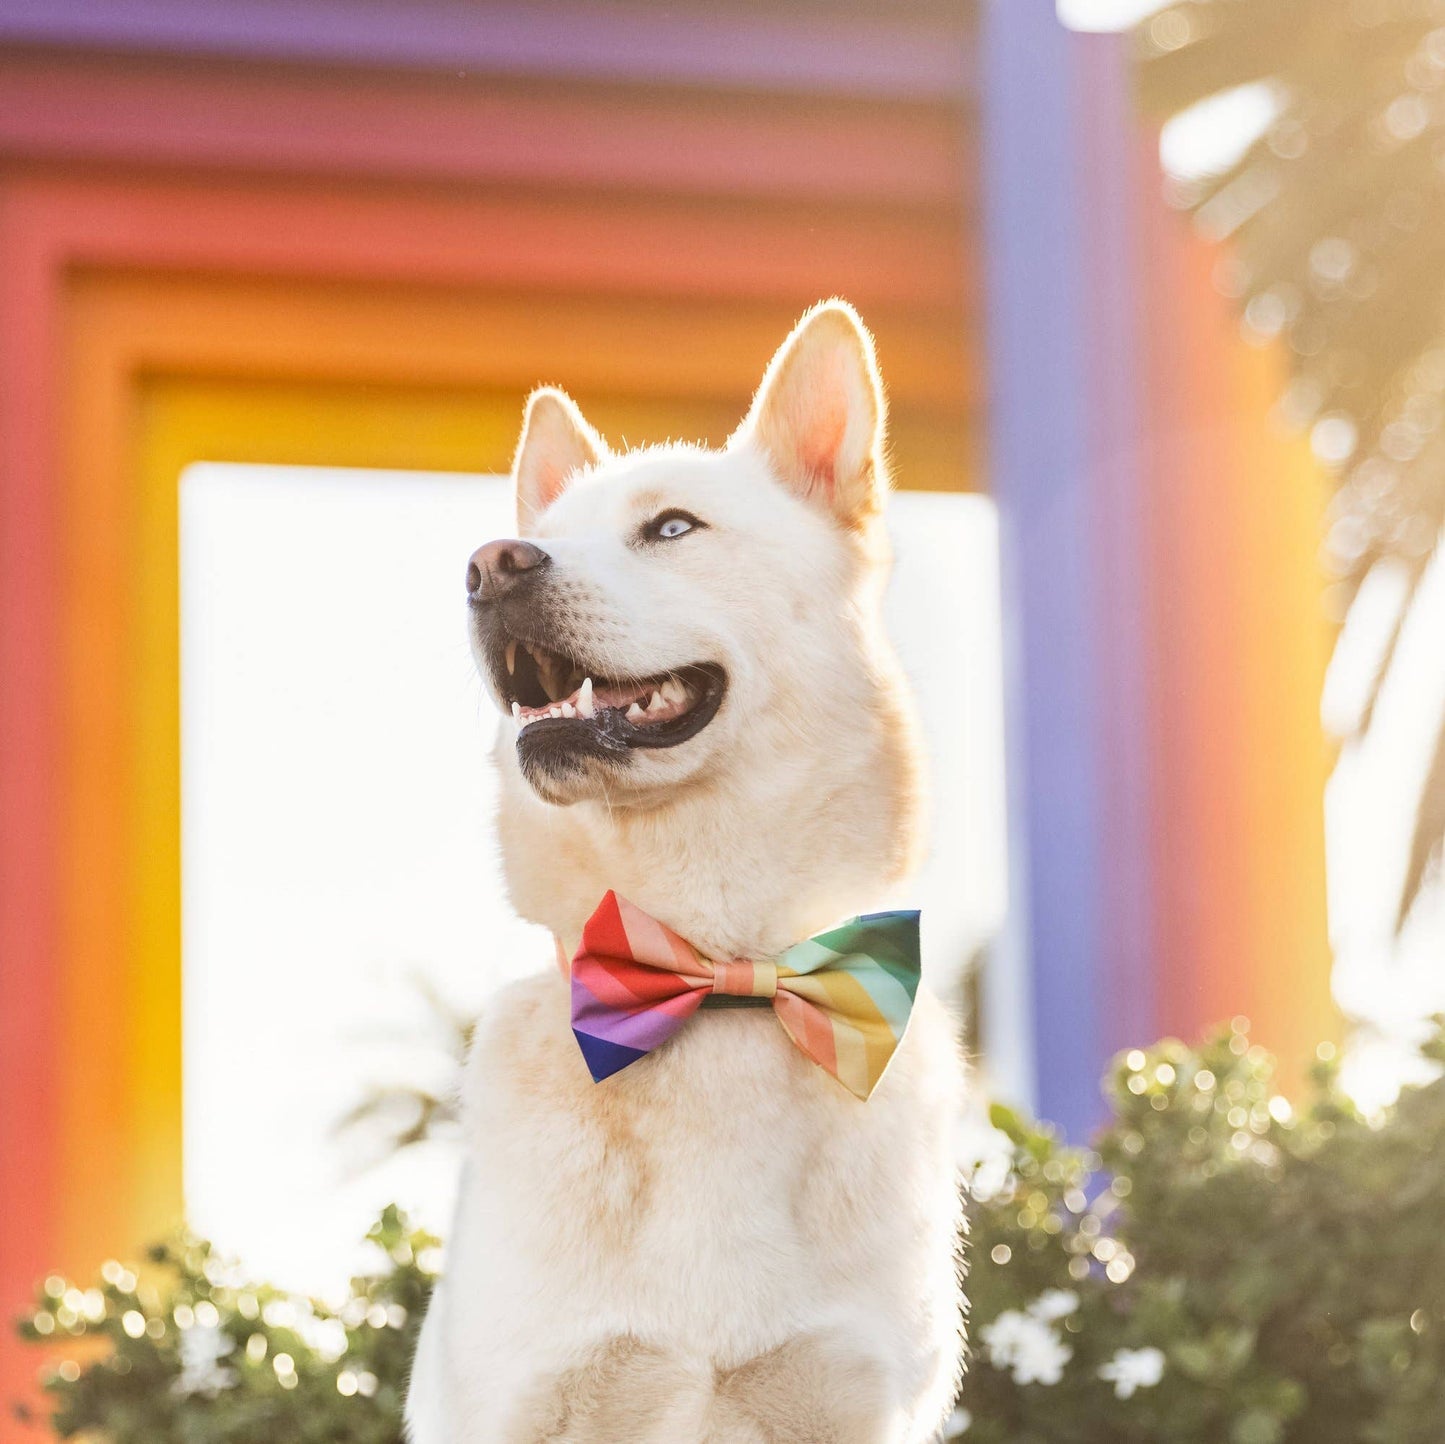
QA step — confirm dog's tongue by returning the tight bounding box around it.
[592,680,648,710]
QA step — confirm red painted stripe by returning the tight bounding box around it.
[2,168,968,344]
[34,171,965,313]
[1138,182,1253,1043]
[1179,232,1259,1036]
[0,185,62,1436]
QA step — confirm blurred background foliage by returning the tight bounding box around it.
[1136,0,1445,928]
[17,1021,1445,1444]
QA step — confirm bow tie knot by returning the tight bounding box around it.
[569,891,921,1099]
[711,958,777,999]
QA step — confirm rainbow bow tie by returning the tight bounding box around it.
[570,891,921,1100]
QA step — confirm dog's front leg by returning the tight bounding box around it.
[405,1287,453,1444]
[702,1330,899,1444]
[499,1336,714,1444]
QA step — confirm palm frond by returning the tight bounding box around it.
[1136,0,1445,601]
[1399,713,1445,929]
[1135,0,1445,937]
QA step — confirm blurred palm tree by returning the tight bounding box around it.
[1135,0,1445,933]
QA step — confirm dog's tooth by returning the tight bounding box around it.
[505,641,518,676]
[578,676,595,718]
[627,701,645,720]
[511,701,521,721]
[661,679,684,705]
[561,702,577,718]
[549,706,562,719]
[648,690,665,712]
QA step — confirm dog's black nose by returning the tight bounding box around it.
[467,538,550,601]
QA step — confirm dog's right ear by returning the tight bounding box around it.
[732,300,888,530]
[513,387,607,533]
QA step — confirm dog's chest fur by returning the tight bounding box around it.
[438,969,962,1437]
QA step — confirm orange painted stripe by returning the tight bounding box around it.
[67,269,972,415]
[1134,141,1334,1078]
[1227,341,1335,1081]
[1139,198,1246,1041]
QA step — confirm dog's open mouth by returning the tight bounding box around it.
[492,635,727,758]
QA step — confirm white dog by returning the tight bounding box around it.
[406,301,964,1443]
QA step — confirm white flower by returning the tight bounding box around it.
[1028,1289,1080,1322]
[966,1154,1013,1203]
[956,1116,1016,1203]
[980,1309,1073,1386]
[172,1322,237,1397]
[1098,1346,1166,1398]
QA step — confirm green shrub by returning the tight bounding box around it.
[13,1023,1444,1442]
[13,1207,435,1442]
[954,1020,1445,1443]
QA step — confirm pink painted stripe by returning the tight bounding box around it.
[0,53,970,207]
[0,0,975,101]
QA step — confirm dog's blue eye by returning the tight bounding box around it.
[648,511,703,541]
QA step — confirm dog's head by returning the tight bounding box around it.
[468,301,902,811]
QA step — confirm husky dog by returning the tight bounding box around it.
[406,302,964,1443]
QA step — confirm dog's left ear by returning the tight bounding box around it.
[513,387,608,533]
[733,300,887,529]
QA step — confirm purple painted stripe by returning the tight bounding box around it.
[981,0,1106,1138]
[0,0,974,99]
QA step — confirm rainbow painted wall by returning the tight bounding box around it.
[0,1,1333,1429]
